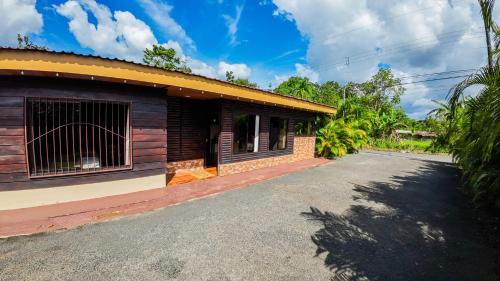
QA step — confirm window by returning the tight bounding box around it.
[295,120,314,136]
[269,117,288,150]
[25,98,131,177]
[233,113,259,154]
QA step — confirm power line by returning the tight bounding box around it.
[330,28,477,64]
[396,68,478,80]
[309,0,469,40]
[392,74,470,87]
[318,32,484,71]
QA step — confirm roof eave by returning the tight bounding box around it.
[0,48,336,114]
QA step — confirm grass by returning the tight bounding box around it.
[368,138,448,154]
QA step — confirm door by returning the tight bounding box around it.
[206,115,219,167]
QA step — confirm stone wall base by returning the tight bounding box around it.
[218,136,315,176]
[166,159,204,174]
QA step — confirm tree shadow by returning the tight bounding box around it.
[302,160,499,281]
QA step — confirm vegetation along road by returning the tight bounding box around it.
[1,151,498,281]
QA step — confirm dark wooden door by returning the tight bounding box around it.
[206,115,219,167]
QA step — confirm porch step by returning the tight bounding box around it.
[205,167,218,176]
[167,174,198,186]
[167,168,217,186]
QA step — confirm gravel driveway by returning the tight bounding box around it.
[1,151,498,281]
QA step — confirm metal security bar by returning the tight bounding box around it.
[25,98,131,177]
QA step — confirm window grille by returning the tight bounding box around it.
[25,98,131,177]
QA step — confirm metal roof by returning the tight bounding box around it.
[0,47,336,114]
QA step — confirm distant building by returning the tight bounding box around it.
[396,130,437,140]
[414,131,437,140]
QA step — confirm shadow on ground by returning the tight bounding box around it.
[302,160,499,281]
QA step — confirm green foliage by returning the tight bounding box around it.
[316,118,368,158]
[17,34,48,51]
[274,76,316,100]
[315,81,342,107]
[445,65,500,208]
[273,68,443,159]
[225,71,235,82]
[357,68,405,111]
[143,45,191,73]
[437,0,500,209]
[225,71,258,88]
[370,138,446,153]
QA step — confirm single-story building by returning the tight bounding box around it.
[0,48,335,209]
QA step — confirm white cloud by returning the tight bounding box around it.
[160,41,251,79]
[217,61,251,79]
[137,0,194,49]
[268,0,499,118]
[295,63,319,83]
[223,4,243,46]
[55,0,253,84]
[273,74,289,85]
[0,0,43,46]
[55,0,157,62]
[270,64,319,88]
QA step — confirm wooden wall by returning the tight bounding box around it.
[219,99,316,164]
[0,77,167,191]
[167,97,216,163]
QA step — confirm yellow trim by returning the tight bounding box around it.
[0,49,335,114]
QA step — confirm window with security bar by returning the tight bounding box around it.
[25,98,131,177]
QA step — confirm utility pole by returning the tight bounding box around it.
[342,86,346,118]
[342,56,350,117]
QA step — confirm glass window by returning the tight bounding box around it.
[233,114,259,154]
[294,120,314,136]
[269,117,288,150]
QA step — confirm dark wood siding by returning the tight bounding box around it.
[219,99,316,164]
[166,97,210,162]
[0,77,167,191]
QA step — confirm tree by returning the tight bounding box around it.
[359,68,405,112]
[479,0,496,68]
[274,76,316,101]
[225,71,235,82]
[316,118,368,158]
[443,0,500,208]
[17,34,48,51]
[143,45,191,73]
[316,81,342,107]
[225,71,258,88]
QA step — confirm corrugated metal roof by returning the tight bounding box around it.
[0,47,335,112]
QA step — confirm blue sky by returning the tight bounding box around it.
[29,0,309,88]
[1,0,498,119]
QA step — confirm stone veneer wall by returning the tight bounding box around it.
[166,159,204,174]
[218,136,316,176]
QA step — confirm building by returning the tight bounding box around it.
[0,48,335,209]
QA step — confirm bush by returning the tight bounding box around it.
[316,118,368,158]
[368,138,445,153]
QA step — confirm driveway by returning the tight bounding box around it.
[0,151,498,281]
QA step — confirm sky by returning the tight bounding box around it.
[1,0,499,119]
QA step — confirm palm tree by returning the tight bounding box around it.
[478,0,496,68]
[445,0,500,208]
[316,118,368,158]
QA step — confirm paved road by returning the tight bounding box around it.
[1,152,498,281]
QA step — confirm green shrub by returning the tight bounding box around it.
[316,118,368,158]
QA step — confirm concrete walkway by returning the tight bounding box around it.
[0,152,498,281]
[0,158,330,237]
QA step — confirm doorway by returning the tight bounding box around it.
[205,109,219,168]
